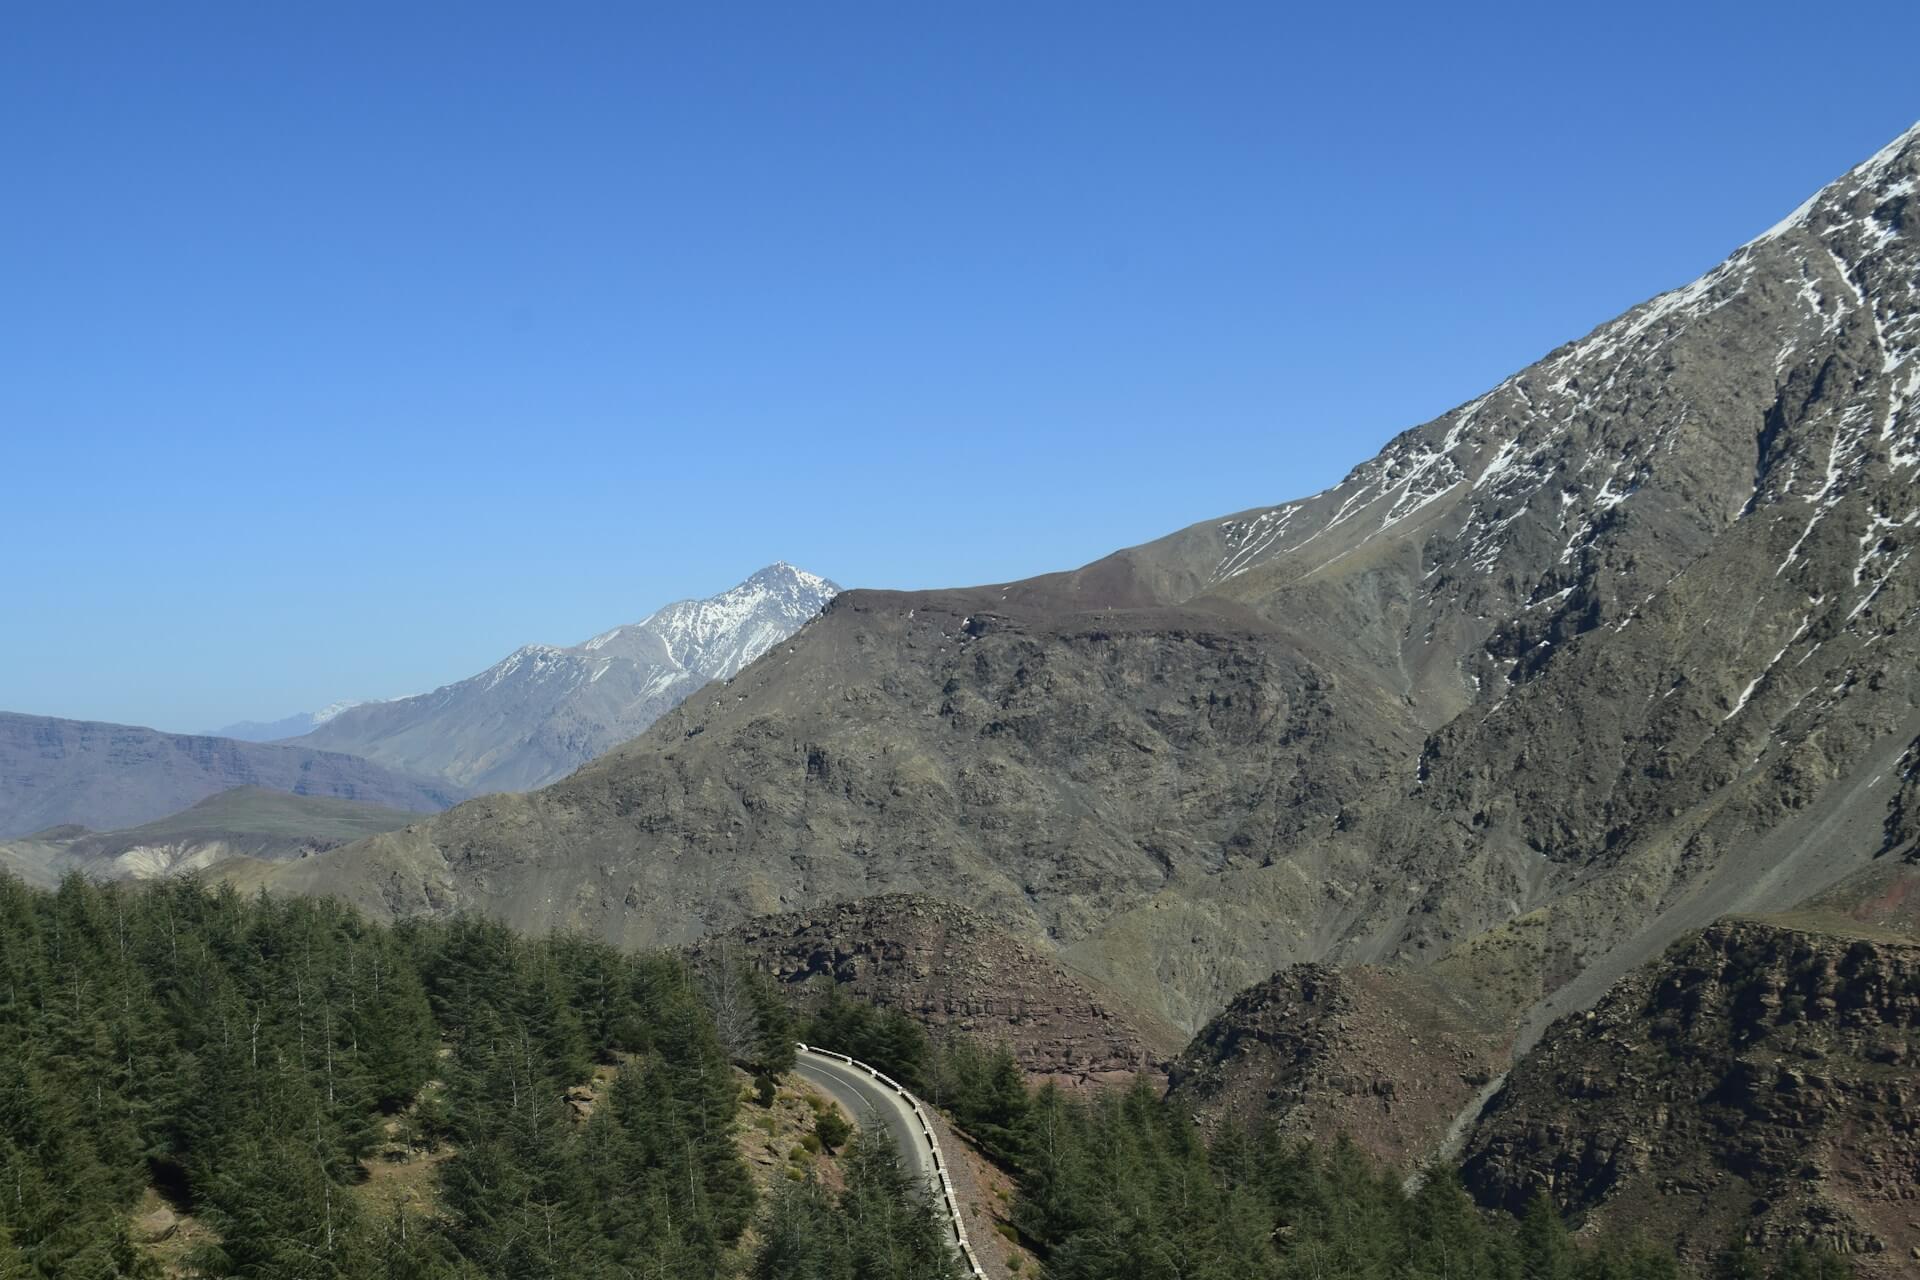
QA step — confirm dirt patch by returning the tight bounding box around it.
[734,1067,850,1199]
[129,1186,217,1278]
[356,1132,455,1221]
[929,1109,1037,1280]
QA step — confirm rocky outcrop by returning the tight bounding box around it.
[1167,964,1509,1170]
[696,894,1182,1087]
[1461,919,1920,1271]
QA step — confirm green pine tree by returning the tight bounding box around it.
[1519,1191,1575,1280]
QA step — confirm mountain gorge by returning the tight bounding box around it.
[288,563,839,793]
[267,125,1920,1066]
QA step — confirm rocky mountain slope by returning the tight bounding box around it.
[290,563,837,793]
[0,712,462,838]
[261,123,1920,1064]
[1461,917,1920,1271]
[260,587,1419,1021]
[693,894,1183,1087]
[0,786,419,887]
[1166,963,1509,1170]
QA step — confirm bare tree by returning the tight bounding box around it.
[692,942,762,1066]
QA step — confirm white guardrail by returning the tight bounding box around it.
[795,1042,990,1279]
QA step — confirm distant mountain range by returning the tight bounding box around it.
[2,564,835,844]
[0,712,462,838]
[208,700,383,742]
[285,563,839,792]
[0,786,419,887]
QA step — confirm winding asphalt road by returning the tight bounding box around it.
[791,1046,938,1185]
[790,1044,985,1277]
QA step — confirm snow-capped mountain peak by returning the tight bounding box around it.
[311,699,376,726]
[1207,120,1919,712]
[292,564,838,792]
[581,563,839,677]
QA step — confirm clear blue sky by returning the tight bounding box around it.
[4,2,1916,732]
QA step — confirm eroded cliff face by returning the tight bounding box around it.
[693,893,1183,1087]
[1166,963,1509,1171]
[1462,919,1920,1270]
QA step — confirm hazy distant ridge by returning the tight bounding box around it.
[0,712,463,838]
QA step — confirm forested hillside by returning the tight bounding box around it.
[998,1082,1861,1280]
[793,1008,1854,1280]
[0,874,1863,1279]
[0,876,775,1278]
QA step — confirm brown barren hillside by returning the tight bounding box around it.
[263,127,1920,1125]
